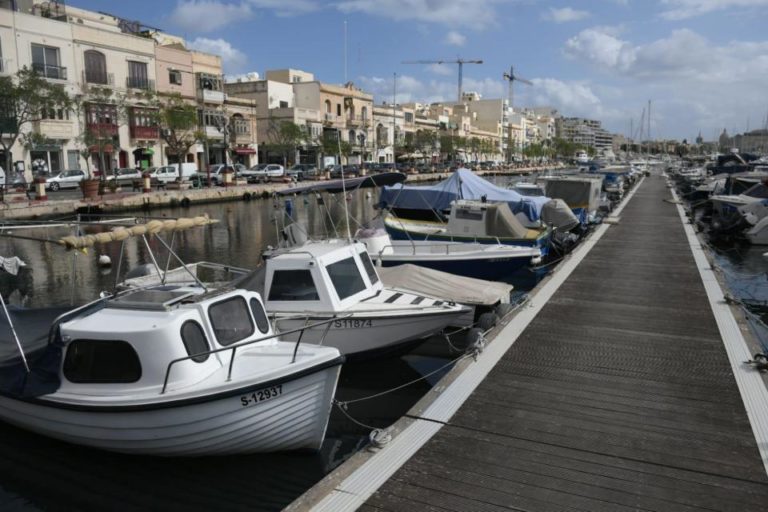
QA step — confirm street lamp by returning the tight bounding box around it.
[357,133,366,170]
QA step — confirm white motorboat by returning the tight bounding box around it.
[356,228,542,281]
[244,240,471,360]
[710,182,768,218]
[0,285,343,456]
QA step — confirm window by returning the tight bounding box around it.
[268,270,319,301]
[326,257,366,300]
[84,50,107,84]
[169,69,182,85]
[86,103,118,127]
[127,61,149,89]
[31,44,65,80]
[324,100,331,114]
[208,296,254,346]
[358,251,379,284]
[279,100,288,109]
[63,339,141,383]
[200,109,224,128]
[336,104,341,116]
[180,321,210,363]
[249,298,270,334]
[41,107,69,120]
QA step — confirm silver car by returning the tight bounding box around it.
[46,169,86,191]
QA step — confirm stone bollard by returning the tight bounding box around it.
[34,177,47,200]
[222,168,234,187]
[142,173,151,193]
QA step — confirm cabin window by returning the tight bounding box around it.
[180,321,210,362]
[63,340,142,384]
[208,296,255,346]
[358,250,379,284]
[455,208,484,221]
[250,298,270,334]
[326,257,366,300]
[268,270,319,301]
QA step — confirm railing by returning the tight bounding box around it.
[87,122,118,136]
[32,62,67,80]
[130,125,159,139]
[160,313,351,394]
[126,76,154,90]
[83,70,114,86]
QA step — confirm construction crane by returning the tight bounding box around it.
[402,58,483,102]
[502,66,532,112]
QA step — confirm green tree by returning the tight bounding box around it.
[265,120,305,166]
[153,93,202,171]
[0,67,72,176]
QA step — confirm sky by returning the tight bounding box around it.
[71,0,768,142]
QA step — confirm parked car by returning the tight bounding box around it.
[107,168,142,183]
[329,165,360,179]
[45,169,86,191]
[147,163,198,183]
[252,164,285,183]
[191,164,239,186]
[286,164,317,181]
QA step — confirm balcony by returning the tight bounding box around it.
[323,113,342,125]
[203,125,224,139]
[83,70,114,86]
[34,119,74,139]
[130,125,159,139]
[346,115,370,127]
[232,119,250,136]
[126,76,154,90]
[32,62,67,80]
[87,122,119,137]
[198,89,225,104]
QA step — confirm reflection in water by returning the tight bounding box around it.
[0,189,461,511]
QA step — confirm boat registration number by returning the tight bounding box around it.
[240,385,282,407]
[333,319,372,328]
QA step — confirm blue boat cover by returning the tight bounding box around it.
[379,169,551,222]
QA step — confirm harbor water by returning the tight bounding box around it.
[0,184,512,511]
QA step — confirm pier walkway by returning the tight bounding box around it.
[352,175,768,511]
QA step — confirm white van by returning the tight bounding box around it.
[149,163,197,183]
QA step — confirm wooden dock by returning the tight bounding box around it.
[333,175,768,511]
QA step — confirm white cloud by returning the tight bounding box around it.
[564,27,636,71]
[445,31,467,46]
[428,63,454,76]
[247,0,318,16]
[358,74,504,105]
[187,37,248,73]
[170,1,252,33]
[336,0,510,28]
[542,7,590,23]
[659,0,768,20]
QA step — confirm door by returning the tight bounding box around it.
[67,150,80,170]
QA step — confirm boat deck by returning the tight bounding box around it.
[354,175,768,510]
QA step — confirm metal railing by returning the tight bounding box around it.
[126,76,154,90]
[160,313,350,394]
[83,70,114,86]
[32,62,67,80]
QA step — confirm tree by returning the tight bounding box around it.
[0,67,72,176]
[265,120,305,166]
[73,86,129,180]
[154,93,201,169]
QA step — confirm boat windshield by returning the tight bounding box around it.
[358,250,379,284]
[744,183,768,199]
[268,270,320,301]
[326,257,366,300]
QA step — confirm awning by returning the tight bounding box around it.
[89,144,114,153]
[234,148,256,155]
[133,147,155,155]
[31,144,61,152]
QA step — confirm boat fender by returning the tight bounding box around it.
[369,428,392,449]
[242,192,252,201]
[465,328,486,361]
[477,312,498,331]
[530,255,543,266]
[495,303,516,318]
[98,254,112,267]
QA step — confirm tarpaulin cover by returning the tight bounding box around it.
[379,169,550,222]
[0,306,69,398]
[378,264,512,306]
[541,199,580,232]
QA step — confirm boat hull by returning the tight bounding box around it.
[375,254,534,281]
[0,362,341,456]
[275,310,466,360]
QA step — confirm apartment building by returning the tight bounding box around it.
[0,0,257,177]
[556,116,613,151]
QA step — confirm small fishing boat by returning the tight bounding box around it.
[356,227,542,281]
[241,240,471,360]
[0,284,344,456]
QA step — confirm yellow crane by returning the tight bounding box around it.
[402,58,483,102]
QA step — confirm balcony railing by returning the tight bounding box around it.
[84,70,114,86]
[32,62,67,80]
[346,115,370,126]
[130,125,159,139]
[87,122,119,136]
[126,76,154,90]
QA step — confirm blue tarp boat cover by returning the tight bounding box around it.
[379,169,550,222]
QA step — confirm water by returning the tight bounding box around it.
[0,187,489,511]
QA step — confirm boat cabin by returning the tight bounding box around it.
[264,241,383,313]
[56,287,276,395]
[446,200,530,239]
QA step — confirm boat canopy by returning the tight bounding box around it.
[379,169,550,222]
[447,201,530,239]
